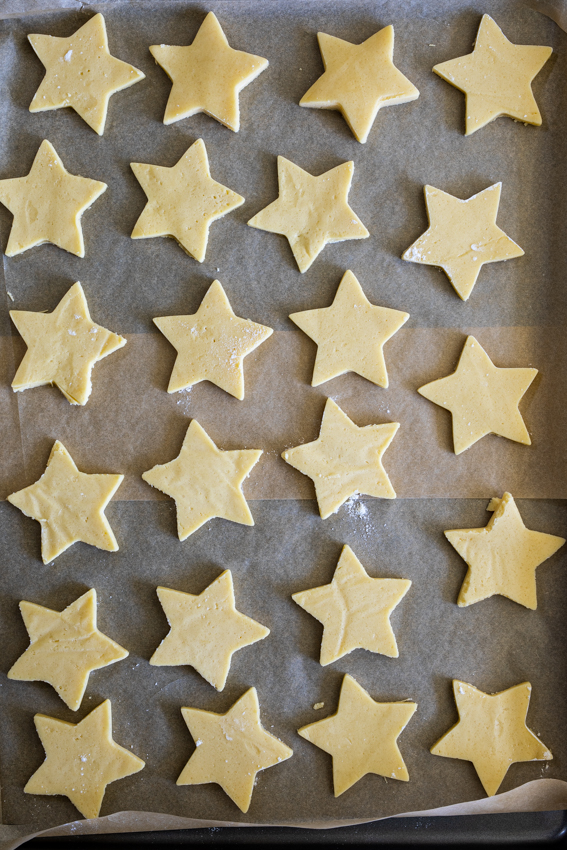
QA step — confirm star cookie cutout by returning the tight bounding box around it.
[402,183,523,301]
[8,589,128,710]
[28,13,145,135]
[7,440,123,564]
[418,336,537,454]
[248,157,368,273]
[25,700,145,819]
[300,25,419,143]
[431,680,552,796]
[131,139,244,262]
[289,270,408,387]
[150,571,269,690]
[150,11,268,131]
[282,398,399,518]
[142,419,261,539]
[292,545,411,665]
[154,279,273,399]
[10,282,126,406]
[177,687,292,812]
[298,674,417,796]
[0,140,107,257]
[433,15,552,135]
[445,492,565,609]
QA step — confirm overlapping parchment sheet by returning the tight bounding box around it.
[1,0,567,844]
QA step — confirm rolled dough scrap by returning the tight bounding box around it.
[298,674,417,796]
[150,11,268,131]
[247,157,368,273]
[8,589,128,710]
[433,15,552,135]
[431,680,552,796]
[25,699,145,819]
[418,335,537,454]
[292,544,411,664]
[7,440,123,564]
[445,492,565,609]
[28,13,145,135]
[0,139,107,258]
[300,25,419,143]
[289,269,408,387]
[177,687,293,812]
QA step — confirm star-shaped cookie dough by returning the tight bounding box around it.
[292,545,411,664]
[445,492,565,609]
[300,25,419,143]
[10,282,126,406]
[282,398,399,518]
[289,270,408,387]
[418,336,537,454]
[433,15,552,135]
[8,589,128,710]
[150,571,269,690]
[299,674,417,796]
[131,139,244,262]
[248,157,368,273]
[7,440,123,564]
[142,419,261,539]
[431,680,552,796]
[28,13,145,135]
[177,687,292,812]
[25,700,145,819]
[154,280,272,399]
[150,11,268,131]
[0,140,107,257]
[402,184,523,301]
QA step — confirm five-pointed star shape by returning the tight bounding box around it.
[150,11,268,131]
[300,25,419,143]
[154,279,273,399]
[7,440,123,564]
[8,589,128,710]
[292,545,411,664]
[433,15,552,135]
[25,699,145,819]
[402,183,523,301]
[248,157,368,273]
[150,570,269,690]
[142,419,262,540]
[177,687,293,812]
[10,282,126,406]
[445,492,565,609]
[289,269,408,387]
[282,398,399,518]
[431,680,552,796]
[131,139,244,262]
[298,674,417,796]
[28,13,145,135]
[418,336,537,454]
[0,140,107,257]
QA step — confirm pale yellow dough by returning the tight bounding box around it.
[292,545,411,665]
[418,336,537,454]
[28,13,145,135]
[7,441,123,564]
[248,157,368,273]
[150,11,268,131]
[431,680,552,796]
[289,270,408,387]
[298,674,417,796]
[177,687,292,813]
[25,700,145,819]
[8,589,128,710]
[300,25,419,143]
[433,15,552,135]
